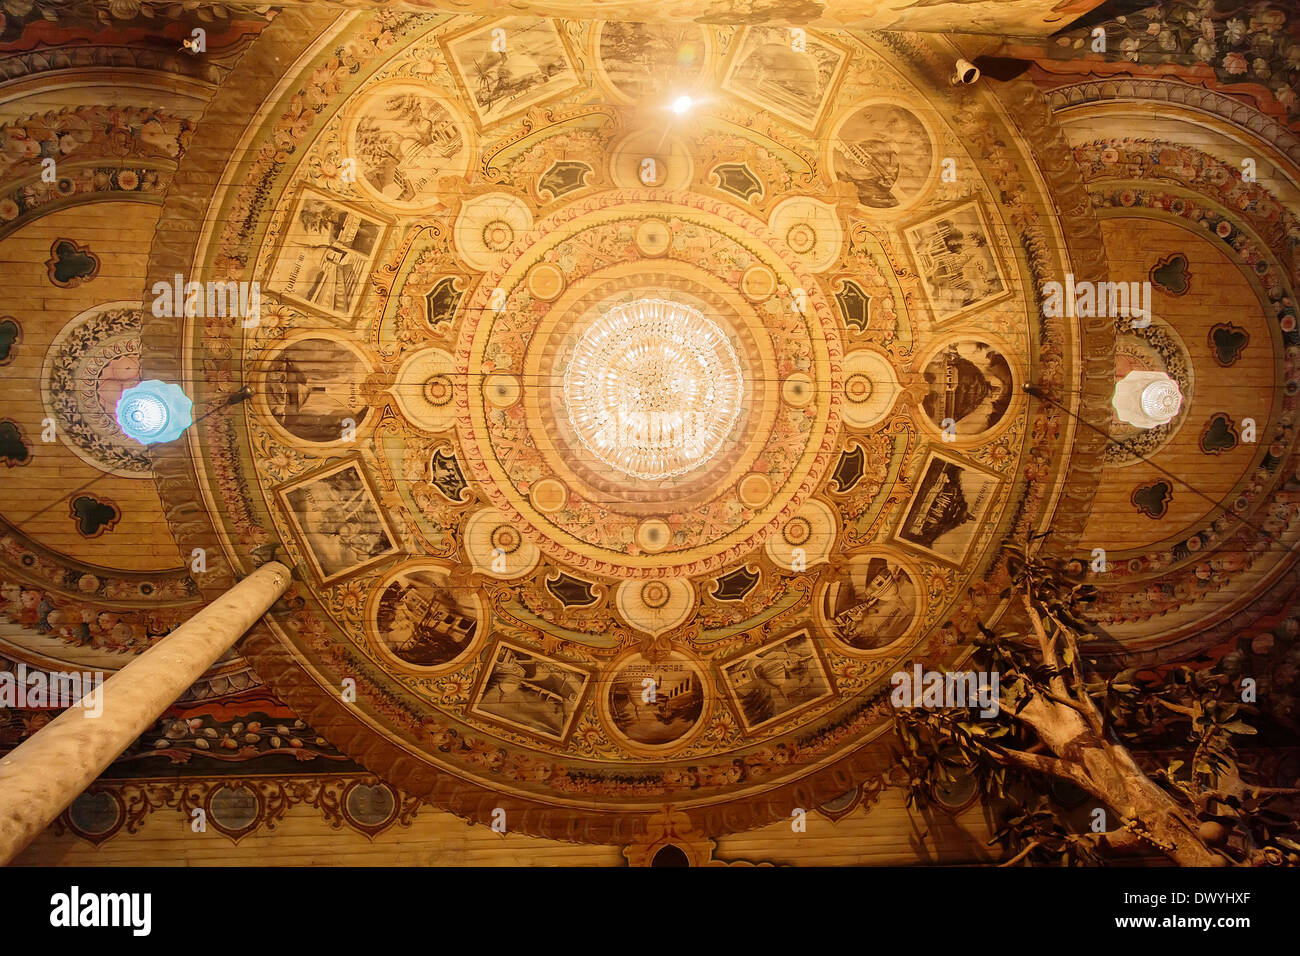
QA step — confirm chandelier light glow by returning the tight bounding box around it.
[115,380,194,445]
[562,298,743,480]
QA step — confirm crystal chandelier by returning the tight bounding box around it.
[563,298,743,480]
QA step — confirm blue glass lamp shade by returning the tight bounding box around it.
[115,380,194,445]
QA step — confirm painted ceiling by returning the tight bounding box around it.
[2,0,1300,854]
[221,0,1113,34]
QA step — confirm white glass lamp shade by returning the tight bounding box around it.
[1112,370,1182,429]
[115,380,194,445]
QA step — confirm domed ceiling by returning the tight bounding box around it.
[2,0,1293,857]
[131,10,1124,840]
[0,0,1242,853]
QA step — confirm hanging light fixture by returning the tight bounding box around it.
[1112,370,1182,429]
[115,380,194,445]
[563,298,743,480]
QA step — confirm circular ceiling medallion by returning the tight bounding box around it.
[344,81,471,212]
[483,219,514,250]
[562,298,743,481]
[816,549,923,655]
[527,262,566,301]
[458,192,843,577]
[41,302,151,478]
[529,477,569,514]
[598,649,708,754]
[633,218,672,256]
[614,574,694,634]
[1105,318,1193,465]
[392,348,457,433]
[917,338,1017,442]
[640,580,671,608]
[366,562,483,673]
[636,517,672,552]
[425,376,453,407]
[769,196,843,273]
[785,221,817,255]
[179,21,1096,842]
[740,264,776,302]
[464,507,540,578]
[782,371,814,407]
[454,193,532,272]
[783,516,812,546]
[738,472,772,508]
[484,373,520,407]
[766,498,837,569]
[841,349,899,429]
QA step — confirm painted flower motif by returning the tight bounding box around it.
[305,58,348,108]
[1254,10,1286,32]
[262,304,291,329]
[339,579,366,613]
[663,768,698,788]
[1222,52,1249,75]
[297,613,328,643]
[1224,19,1247,44]
[264,449,292,473]
[1252,58,1271,79]
[439,675,472,699]
[1249,32,1274,58]
[314,158,341,185]
[23,713,52,736]
[505,753,552,783]
[1192,37,1215,62]
[116,169,139,190]
[0,198,17,222]
[836,659,865,680]
[464,738,503,769]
